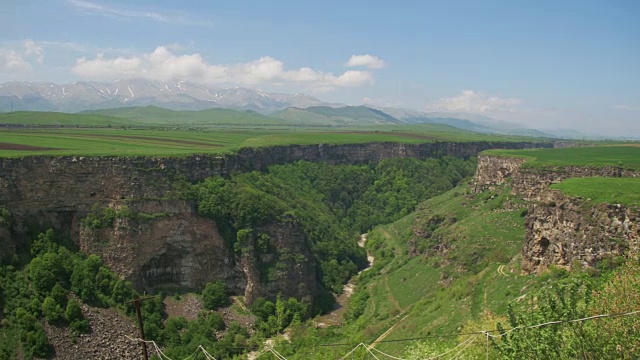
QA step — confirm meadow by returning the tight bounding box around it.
[483,145,640,170]
[0,111,539,157]
[551,177,640,206]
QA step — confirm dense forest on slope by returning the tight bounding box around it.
[192,157,475,298]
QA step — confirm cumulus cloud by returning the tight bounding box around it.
[72,46,376,90]
[346,54,386,69]
[426,90,522,113]
[0,50,32,72]
[0,39,47,74]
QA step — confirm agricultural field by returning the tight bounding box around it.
[0,111,541,157]
[483,145,640,170]
[551,177,640,206]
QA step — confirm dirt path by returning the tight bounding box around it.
[383,278,403,313]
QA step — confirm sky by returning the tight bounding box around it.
[1,0,639,136]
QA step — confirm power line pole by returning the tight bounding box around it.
[127,295,156,360]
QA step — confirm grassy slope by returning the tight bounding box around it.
[359,184,538,355]
[80,106,289,126]
[483,146,640,170]
[0,111,133,127]
[551,177,640,206]
[273,106,401,126]
[285,183,545,359]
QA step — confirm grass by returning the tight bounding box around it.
[482,146,640,170]
[0,115,546,157]
[359,185,535,355]
[81,106,289,126]
[550,177,640,206]
[287,183,546,359]
[0,111,133,127]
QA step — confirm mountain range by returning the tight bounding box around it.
[0,79,601,139]
[0,79,331,113]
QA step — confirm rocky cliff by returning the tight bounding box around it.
[522,189,639,272]
[0,141,549,302]
[474,154,640,272]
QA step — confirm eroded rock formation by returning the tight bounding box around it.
[474,154,640,273]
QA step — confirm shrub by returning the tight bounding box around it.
[202,281,229,310]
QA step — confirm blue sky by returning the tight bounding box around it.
[1,0,639,135]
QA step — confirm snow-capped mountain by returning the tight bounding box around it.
[0,80,331,113]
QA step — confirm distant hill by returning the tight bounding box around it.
[380,107,558,138]
[0,111,132,127]
[0,80,332,113]
[273,105,403,125]
[81,106,289,126]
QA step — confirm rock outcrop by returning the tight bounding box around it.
[474,154,640,273]
[523,189,639,272]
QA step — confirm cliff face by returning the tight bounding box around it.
[474,155,639,201]
[474,154,640,272]
[523,189,639,272]
[0,141,548,301]
[79,200,240,293]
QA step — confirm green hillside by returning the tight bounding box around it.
[81,106,289,126]
[273,105,402,126]
[0,111,133,127]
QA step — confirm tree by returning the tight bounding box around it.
[42,297,64,324]
[66,298,90,333]
[202,281,229,310]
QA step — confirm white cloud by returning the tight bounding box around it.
[613,104,640,111]
[426,90,522,113]
[346,54,386,69]
[68,0,214,27]
[0,39,46,74]
[72,46,376,90]
[24,40,45,63]
[0,49,32,72]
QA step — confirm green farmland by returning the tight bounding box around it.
[483,145,640,170]
[551,177,640,206]
[0,111,542,157]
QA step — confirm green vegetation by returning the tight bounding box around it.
[273,105,401,125]
[258,177,639,359]
[0,110,545,157]
[0,228,267,360]
[0,229,132,358]
[191,157,474,301]
[550,177,640,206]
[483,145,640,170]
[201,281,230,310]
[0,111,132,127]
[81,106,289,126]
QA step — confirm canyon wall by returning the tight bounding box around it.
[0,141,549,301]
[474,154,640,272]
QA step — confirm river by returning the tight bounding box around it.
[314,233,374,327]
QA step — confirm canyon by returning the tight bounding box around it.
[0,141,548,304]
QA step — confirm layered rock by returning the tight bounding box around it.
[474,154,640,201]
[474,154,640,273]
[523,189,639,272]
